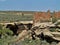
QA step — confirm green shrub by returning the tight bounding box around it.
[50,28,56,32]
[0,28,13,36]
[0,28,16,45]
[52,17,57,23]
[0,24,3,30]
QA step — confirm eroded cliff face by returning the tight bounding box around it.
[34,11,51,23]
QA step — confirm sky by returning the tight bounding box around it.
[0,0,59,11]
